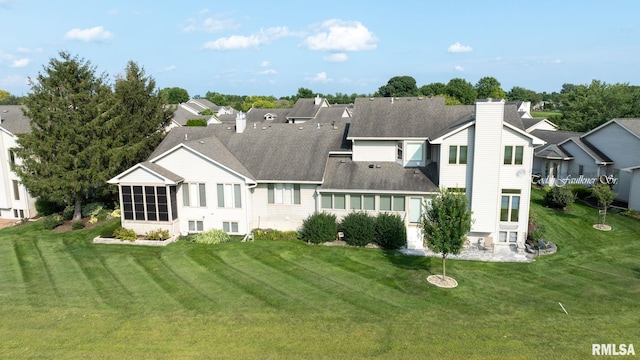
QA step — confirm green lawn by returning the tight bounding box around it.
[0,188,638,359]
[531,111,562,120]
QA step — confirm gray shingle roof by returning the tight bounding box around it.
[614,118,640,138]
[286,98,325,120]
[139,161,184,183]
[530,129,583,146]
[150,121,349,182]
[0,105,31,135]
[319,157,438,193]
[348,97,524,139]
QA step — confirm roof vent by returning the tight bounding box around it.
[340,159,346,163]
[261,126,267,130]
[376,165,381,168]
[316,123,320,129]
[299,126,304,130]
[199,140,204,144]
[368,164,374,168]
[253,123,257,130]
[184,134,188,141]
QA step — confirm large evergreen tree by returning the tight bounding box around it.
[13,51,112,220]
[103,61,174,177]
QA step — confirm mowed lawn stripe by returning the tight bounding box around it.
[0,235,26,301]
[12,238,60,305]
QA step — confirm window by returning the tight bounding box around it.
[396,141,403,161]
[188,220,204,232]
[504,145,524,165]
[8,150,15,166]
[499,231,518,243]
[122,185,176,222]
[12,180,19,201]
[350,194,375,210]
[217,184,241,208]
[268,184,301,204]
[223,221,239,233]
[448,145,468,164]
[500,189,521,222]
[578,165,584,176]
[409,197,423,223]
[406,142,424,162]
[380,195,405,211]
[321,193,346,209]
[183,183,206,207]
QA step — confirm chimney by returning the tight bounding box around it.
[314,94,321,105]
[235,112,246,133]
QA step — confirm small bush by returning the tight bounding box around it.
[72,221,86,230]
[185,118,208,126]
[300,212,337,244]
[544,186,574,209]
[374,212,407,250]
[111,208,121,218]
[35,198,61,217]
[194,229,231,244]
[146,228,171,240]
[82,202,105,218]
[341,212,376,247]
[253,229,298,241]
[567,184,591,200]
[113,227,138,241]
[41,214,64,230]
[62,205,75,221]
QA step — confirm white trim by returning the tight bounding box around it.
[107,163,183,185]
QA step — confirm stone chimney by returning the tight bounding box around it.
[235,112,246,133]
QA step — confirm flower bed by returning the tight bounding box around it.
[92,235,178,247]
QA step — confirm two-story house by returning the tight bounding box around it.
[0,105,37,220]
[108,97,543,251]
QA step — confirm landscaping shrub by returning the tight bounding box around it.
[527,209,546,243]
[567,184,591,200]
[82,202,105,218]
[185,118,208,126]
[193,229,231,245]
[72,221,86,230]
[253,229,298,241]
[62,205,75,221]
[300,212,337,244]
[35,198,61,217]
[41,214,64,230]
[113,227,138,241]
[544,186,574,209]
[374,212,407,250]
[146,228,171,241]
[340,212,375,247]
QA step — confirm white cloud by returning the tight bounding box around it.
[16,47,42,54]
[306,72,332,83]
[258,69,277,75]
[202,26,294,50]
[447,42,472,53]
[261,61,270,67]
[0,74,25,87]
[64,26,113,42]
[302,19,377,52]
[160,65,177,72]
[11,58,30,67]
[323,53,348,62]
[454,65,464,71]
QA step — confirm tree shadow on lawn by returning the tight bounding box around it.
[384,250,433,272]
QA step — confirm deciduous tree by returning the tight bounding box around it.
[160,86,189,104]
[421,188,473,279]
[475,76,506,99]
[378,76,419,97]
[592,184,615,227]
[445,78,477,105]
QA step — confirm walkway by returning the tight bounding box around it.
[401,246,534,263]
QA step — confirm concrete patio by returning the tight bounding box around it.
[401,245,535,263]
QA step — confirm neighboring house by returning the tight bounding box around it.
[0,106,37,220]
[108,97,544,252]
[529,118,640,211]
[167,99,238,129]
[522,118,558,133]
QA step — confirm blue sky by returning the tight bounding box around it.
[1,0,639,98]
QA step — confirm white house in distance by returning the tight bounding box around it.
[108,97,544,251]
[0,105,37,220]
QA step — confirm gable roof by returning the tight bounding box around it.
[530,129,583,147]
[149,120,349,183]
[0,105,31,135]
[319,157,438,193]
[583,118,640,140]
[557,136,613,164]
[108,161,184,185]
[534,144,573,160]
[286,97,328,121]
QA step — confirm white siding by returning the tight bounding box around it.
[470,101,504,234]
[0,130,36,219]
[352,140,396,162]
[155,147,251,235]
[560,141,603,177]
[438,127,474,189]
[250,183,317,231]
[117,167,168,185]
